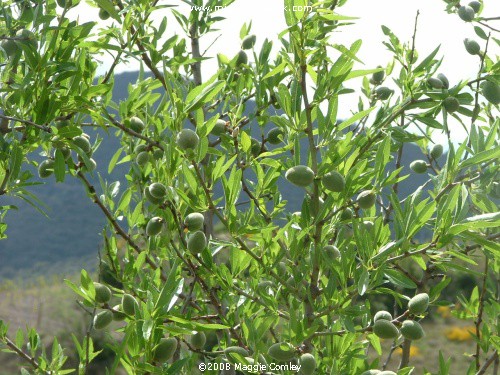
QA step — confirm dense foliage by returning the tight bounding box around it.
[0,0,499,374]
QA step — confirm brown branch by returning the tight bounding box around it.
[399,338,412,369]
[477,350,499,375]
[475,257,489,371]
[3,336,46,373]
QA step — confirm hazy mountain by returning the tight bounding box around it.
[0,72,438,280]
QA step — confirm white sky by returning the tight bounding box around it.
[71,0,499,143]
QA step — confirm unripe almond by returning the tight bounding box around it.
[374,86,393,100]
[443,97,460,112]
[324,245,341,260]
[379,372,397,375]
[211,119,227,136]
[148,182,167,199]
[99,8,110,20]
[146,217,163,236]
[111,305,126,321]
[427,77,444,89]
[299,353,316,375]
[1,39,19,59]
[340,208,353,221]
[73,135,92,155]
[322,171,345,192]
[187,230,207,254]
[93,310,113,330]
[285,165,315,187]
[144,187,163,204]
[136,151,150,166]
[267,127,285,144]
[241,35,256,50]
[464,38,480,55]
[408,293,429,315]
[153,149,164,160]
[373,319,399,339]
[190,331,206,350]
[373,310,392,322]
[437,73,449,89]
[400,320,425,340]
[224,346,250,364]
[250,137,262,157]
[372,66,385,84]
[153,337,177,362]
[38,159,55,178]
[468,1,481,13]
[458,5,475,22]
[481,81,500,105]
[410,160,427,174]
[361,371,381,375]
[93,282,111,304]
[430,144,443,159]
[128,116,145,133]
[235,50,248,66]
[176,129,199,150]
[267,342,296,361]
[122,294,138,316]
[184,212,205,231]
[357,190,376,209]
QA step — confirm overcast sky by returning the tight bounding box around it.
[69,0,499,144]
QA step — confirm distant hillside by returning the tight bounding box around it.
[0,72,440,279]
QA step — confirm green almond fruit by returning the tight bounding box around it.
[56,0,67,7]
[373,310,392,322]
[361,371,381,375]
[55,119,70,129]
[375,86,393,100]
[73,135,92,155]
[184,212,204,231]
[93,310,113,330]
[99,8,110,20]
[1,39,19,59]
[94,282,112,304]
[372,66,385,84]
[410,160,427,174]
[400,320,425,340]
[357,190,376,210]
[430,144,443,159]
[153,148,164,160]
[146,217,163,236]
[241,35,256,50]
[136,151,150,166]
[176,129,199,150]
[458,5,475,22]
[285,165,315,187]
[190,331,206,350]
[481,81,500,105]
[211,119,227,136]
[267,127,285,144]
[299,353,316,375]
[250,137,262,157]
[111,305,126,321]
[408,293,429,315]
[153,337,177,362]
[468,1,481,12]
[322,171,345,192]
[340,208,353,221]
[187,230,207,254]
[267,342,296,361]
[128,116,145,133]
[17,29,37,50]
[235,50,248,66]
[427,77,444,89]
[144,187,163,204]
[464,38,480,55]
[373,319,399,339]
[134,144,147,154]
[121,294,138,316]
[324,245,341,260]
[55,146,71,160]
[443,97,460,112]
[38,159,55,178]
[80,157,97,172]
[437,73,449,89]
[99,262,123,289]
[224,346,250,364]
[149,182,167,199]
